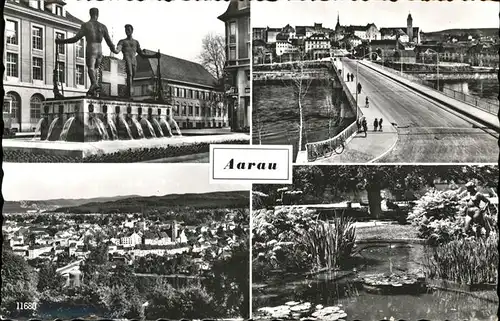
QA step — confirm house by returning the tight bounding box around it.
[218,0,251,131]
[120,232,143,247]
[305,33,331,59]
[142,231,173,246]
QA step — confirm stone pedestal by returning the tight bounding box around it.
[41,96,178,142]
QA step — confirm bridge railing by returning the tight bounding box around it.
[371,61,499,115]
[305,61,362,162]
[441,87,499,115]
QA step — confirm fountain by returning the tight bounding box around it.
[2,10,248,162]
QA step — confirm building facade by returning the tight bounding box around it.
[218,0,251,131]
[100,53,229,130]
[4,0,89,132]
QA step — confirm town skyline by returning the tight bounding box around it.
[253,0,499,32]
[3,164,249,201]
[64,1,227,62]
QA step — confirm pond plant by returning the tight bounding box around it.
[424,234,498,286]
[408,188,498,286]
[253,207,356,281]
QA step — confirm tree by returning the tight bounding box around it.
[198,33,225,81]
[255,165,498,219]
[1,249,38,315]
[37,261,65,292]
[290,59,313,153]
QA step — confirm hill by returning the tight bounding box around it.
[423,28,498,37]
[51,191,249,214]
[2,195,142,213]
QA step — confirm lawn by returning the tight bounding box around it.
[356,223,421,241]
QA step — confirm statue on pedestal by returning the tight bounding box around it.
[56,8,116,97]
[113,25,161,98]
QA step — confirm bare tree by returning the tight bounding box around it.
[198,33,225,80]
[290,53,313,153]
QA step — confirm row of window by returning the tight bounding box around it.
[181,121,226,129]
[171,87,223,101]
[5,92,43,121]
[5,52,85,85]
[173,104,225,118]
[6,19,84,57]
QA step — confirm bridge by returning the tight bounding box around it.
[302,57,499,163]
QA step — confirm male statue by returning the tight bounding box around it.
[113,24,160,98]
[56,8,116,97]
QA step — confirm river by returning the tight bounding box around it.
[252,80,353,161]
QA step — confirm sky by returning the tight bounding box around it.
[64,0,229,62]
[253,0,500,32]
[3,164,250,201]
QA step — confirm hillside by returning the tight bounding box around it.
[51,191,250,214]
[2,195,142,213]
[423,28,498,37]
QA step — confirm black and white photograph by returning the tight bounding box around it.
[1,164,250,320]
[252,165,498,321]
[252,1,499,163]
[3,0,250,163]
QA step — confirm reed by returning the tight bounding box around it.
[300,216,356,271]
[425,234,498,285]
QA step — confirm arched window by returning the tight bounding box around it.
[30,94,44,121]
[6,91,21,121]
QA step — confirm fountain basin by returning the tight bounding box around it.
[39,96,182,142]
[3,134,250,163]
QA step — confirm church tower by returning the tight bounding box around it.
[407,13,413,42]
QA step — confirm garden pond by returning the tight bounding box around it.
[253,243,498,321]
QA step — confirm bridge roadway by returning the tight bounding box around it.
[342,58,499,163]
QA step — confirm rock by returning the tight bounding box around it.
[285,301,300,306]
[315,304,324,310]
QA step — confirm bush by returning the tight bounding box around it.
[252,207,356,279]
[424,234,498,285]
[407,189,464,244]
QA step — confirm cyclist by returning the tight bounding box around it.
[459,181,491,237]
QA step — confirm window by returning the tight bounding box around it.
[188,89,193,99]
[56,61,65,83]
[30,95,44,120]
[182,88,186,98]
[55,5,63,16]
[56,32,65,54]
[6,92,21,120]
[6,20,18,45]
[33,57,43,80]
[229,22,236,44]
[188,106,193,116]
[32,26,43,50]
[6,53,18,77]
[76,64,85,85]
[229,47,237,60]
[76,39,84,58]
[182,105,186,115]
[195,106,200,116]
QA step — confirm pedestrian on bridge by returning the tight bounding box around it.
[373,118,379,131]
[357,82,362,94]
[362,118,368,136]
[379,118,383,131]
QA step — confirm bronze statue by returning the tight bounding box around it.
[56,8,116,97]
[113,24,160,98]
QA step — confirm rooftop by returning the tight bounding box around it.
[136,50,219,89]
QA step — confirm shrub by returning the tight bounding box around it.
[252,207,356,279]
[424,234,498,285]
[407,189,464,244]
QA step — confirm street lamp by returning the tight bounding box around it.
[354,52,377,120]
[426,49,440,91]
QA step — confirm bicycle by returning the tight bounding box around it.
[334,136,345,154]
[309,142,333,162]
[308,136,345,162]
